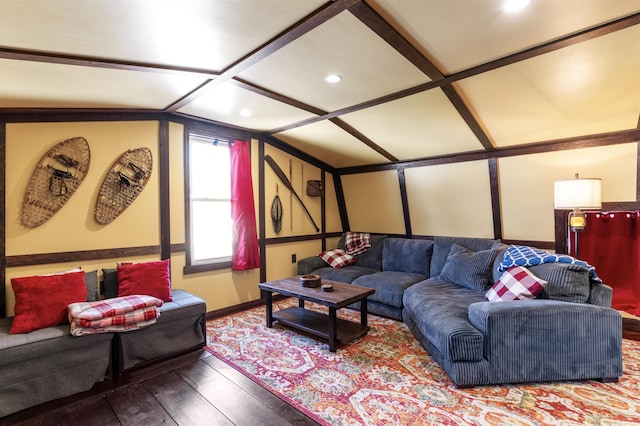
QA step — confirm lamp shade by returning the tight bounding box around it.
[554,177,601,209]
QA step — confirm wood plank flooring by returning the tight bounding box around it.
[0,349,320,426]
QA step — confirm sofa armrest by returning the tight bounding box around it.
[468,300,622,382]
[588,283,613,307]
[297,256,327,275]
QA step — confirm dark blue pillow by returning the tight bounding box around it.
[439,244,498,291]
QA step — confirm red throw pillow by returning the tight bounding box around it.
[117,259,172,302]
[10,271,87,334]
[319,248,356,269]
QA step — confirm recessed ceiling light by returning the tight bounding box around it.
[325,74,342,83]
[240,108,252,117]
[503,0,530,12]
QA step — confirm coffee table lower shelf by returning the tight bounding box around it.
[273,306,369,349]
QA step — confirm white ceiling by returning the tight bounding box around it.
[1,0,639,168]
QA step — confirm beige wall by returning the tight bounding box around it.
[6,121,160,255]
[406,160,494,238]
[3,120,342,315]
[499,143,637,241]
[3,120,638,316]
[341,170,405,234]
[339,144,637,243]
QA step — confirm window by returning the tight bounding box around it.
[186,133,232,270]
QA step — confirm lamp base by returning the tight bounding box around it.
[569,209,585,232]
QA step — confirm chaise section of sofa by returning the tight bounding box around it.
[402,236,623,386]
[0,318,112,418]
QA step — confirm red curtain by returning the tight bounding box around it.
[230,140,260,270]
[579,211,640,316]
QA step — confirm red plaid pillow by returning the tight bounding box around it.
[486,266,547,302]
[319,248,356,269]
[345,232,371,255]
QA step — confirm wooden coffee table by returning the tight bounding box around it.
[259,276,375,352]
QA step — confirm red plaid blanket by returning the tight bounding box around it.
[67,295,163,335]
[345,232,371,255]
[70,318,158,336]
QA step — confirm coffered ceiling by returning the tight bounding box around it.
[1,0,639,168]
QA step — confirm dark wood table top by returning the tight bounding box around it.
[259,276,374,308]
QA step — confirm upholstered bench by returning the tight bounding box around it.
[0,318,112,417]
[111,289,207,373]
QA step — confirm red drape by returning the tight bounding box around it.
[230,140,260,270]
[579,211,640,316]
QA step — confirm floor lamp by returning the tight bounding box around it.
[554,174,601,258]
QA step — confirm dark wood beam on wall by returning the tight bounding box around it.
[338,128,640,175]
[159,119,171,260]
[333,173,349,232]
[397,167,412,237]
[488,158,502,240]
[0,109,166,123]
[6,245,162,268]
[0,123,6,317]
[258,140,267,283]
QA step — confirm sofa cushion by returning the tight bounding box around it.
[319,248,356,269]
[103,268,119,298]
[382,238,433,276]
[311,265,378,283]
[439,244,498,291]
[491,242,510,282]
[430,236,498,277]
[352,271,426,308]
[486,266,547,302]
[10,272,87,334]
[0,317,68,350]
[117,259,173,302]
[85,270,99,302]
[528,263,592,303]
[403,279,486,362]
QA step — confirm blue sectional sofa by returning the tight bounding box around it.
[297,234,623,387]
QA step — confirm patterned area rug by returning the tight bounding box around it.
[205,298,640,425]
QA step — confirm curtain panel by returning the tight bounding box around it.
[230,140,260,270]
[580,211,640,316]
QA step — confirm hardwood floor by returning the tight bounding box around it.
[0,349,320,426]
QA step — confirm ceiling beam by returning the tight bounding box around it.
[338,128,640,175]
[347,1,443,80]
[165,0,361,112]
[348,1,495,151]
[328,118,399,162]
[272,11,640,133]
[0,47,219,79]
[231,79,326,116]
[233,78,398,162]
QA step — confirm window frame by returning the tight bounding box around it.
[184,130,234,274]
